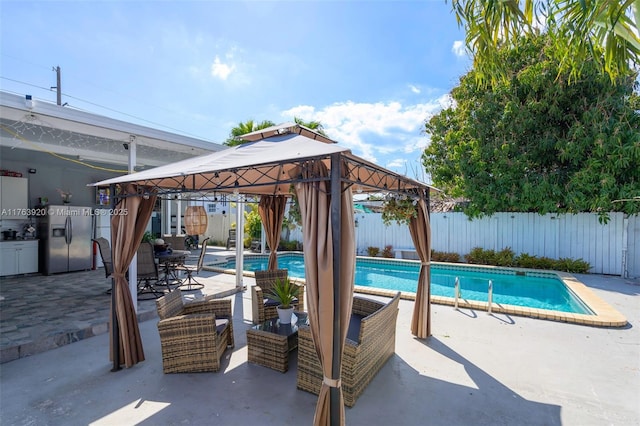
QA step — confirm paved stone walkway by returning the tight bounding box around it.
[0,247,242,364]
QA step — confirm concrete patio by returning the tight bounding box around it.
[0,261,638,425]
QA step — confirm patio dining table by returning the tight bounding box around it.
[156,250,190,289]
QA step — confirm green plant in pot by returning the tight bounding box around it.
[269,277,299,325]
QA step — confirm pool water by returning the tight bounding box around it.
[220,253,592,315]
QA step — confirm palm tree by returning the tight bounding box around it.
[451,0,639,84]
[294,117,327,135]
[224,119,275,146]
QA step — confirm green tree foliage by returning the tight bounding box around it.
[451,0,639,84]
[423,33,640,219]
[224,119,276,146]
[244,203,262,239]
[294,117,327,135]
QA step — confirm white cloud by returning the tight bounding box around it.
[408,84,421,94]
[211,55,235,80]
[452,40,466,57]
[281,96,449,165]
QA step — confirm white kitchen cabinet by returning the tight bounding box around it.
[0,176,29,219]
[0,240,38,276]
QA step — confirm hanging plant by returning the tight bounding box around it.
[381,197,418,226]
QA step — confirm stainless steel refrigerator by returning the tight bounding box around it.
[38,205,93,275]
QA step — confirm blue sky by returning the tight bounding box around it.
[0,1,471,180]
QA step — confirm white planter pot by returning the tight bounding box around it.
[277,306,294,324]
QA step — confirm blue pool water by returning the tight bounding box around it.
[219,253,592,315]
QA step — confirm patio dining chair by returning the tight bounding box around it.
[175,237,209,291]
[92,237,114,294]
[226,229,236,249]
[92,237,113,279]
[136,241,165,299]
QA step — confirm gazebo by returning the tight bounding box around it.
[92,122,436,426]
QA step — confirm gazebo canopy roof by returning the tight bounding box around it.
[91,123,436,198]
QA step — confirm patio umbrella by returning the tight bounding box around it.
[408,195,432,338]
[258,194,287,270]
[109,184,157,368]
[294,157,355,426]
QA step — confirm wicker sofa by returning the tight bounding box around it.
[296,292,401,407]
[156,289,234,373]
[251,269,305,324]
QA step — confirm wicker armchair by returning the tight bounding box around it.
[251,269,305,324]
[156,289,234,373]
[296,292,401,407]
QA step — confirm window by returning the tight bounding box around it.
[207,203,217,213]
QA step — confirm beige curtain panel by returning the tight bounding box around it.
[408,197,432,339]
[258,195,287,271]
[109,184,157,368]
[295,159,355,426]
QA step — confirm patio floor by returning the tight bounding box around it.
[0,253,638,425]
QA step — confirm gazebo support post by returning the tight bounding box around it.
[109,183,121,371]
[330,153,342,426]
[235,195,244,288]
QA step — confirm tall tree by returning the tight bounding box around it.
[422,33,640,219]
[224,119,275,146]
[451,0,639,84]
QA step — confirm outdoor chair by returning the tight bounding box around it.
[226,228,236,249]
[175,237,209,291]
[250,240,261,253]
[297,292,401,407]
[163,235,187,251]
[92,237,113,278]
[92,237,115,294]
[251,269,305,324]
[156,289,234,373]
[136,241,165,298]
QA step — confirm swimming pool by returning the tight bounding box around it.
[214,253,592,314]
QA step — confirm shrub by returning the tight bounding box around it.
[554,258,591,273]
[465,247,590,273]
[381,245,394,258]
[465,247,493,264]
[279,240,301,251]
[495,247,515,266]
[431,250,461,263]
[513,253,591,272]
[244,204,262,239]
[514,253,537,268]
[367,246,380,257]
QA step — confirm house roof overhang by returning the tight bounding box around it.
[0,91,222,168]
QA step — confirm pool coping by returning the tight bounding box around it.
[206,255,628,328]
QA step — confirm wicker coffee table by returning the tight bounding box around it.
[247,312,308,373]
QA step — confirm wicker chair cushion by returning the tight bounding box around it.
[347,314,365,342]
[263,297,280,307]
[216,319,229,334]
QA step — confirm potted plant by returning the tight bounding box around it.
[269,277,299,325]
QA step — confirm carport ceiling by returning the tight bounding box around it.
[0,91,222,168]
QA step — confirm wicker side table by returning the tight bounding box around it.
[246,312,307,373]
